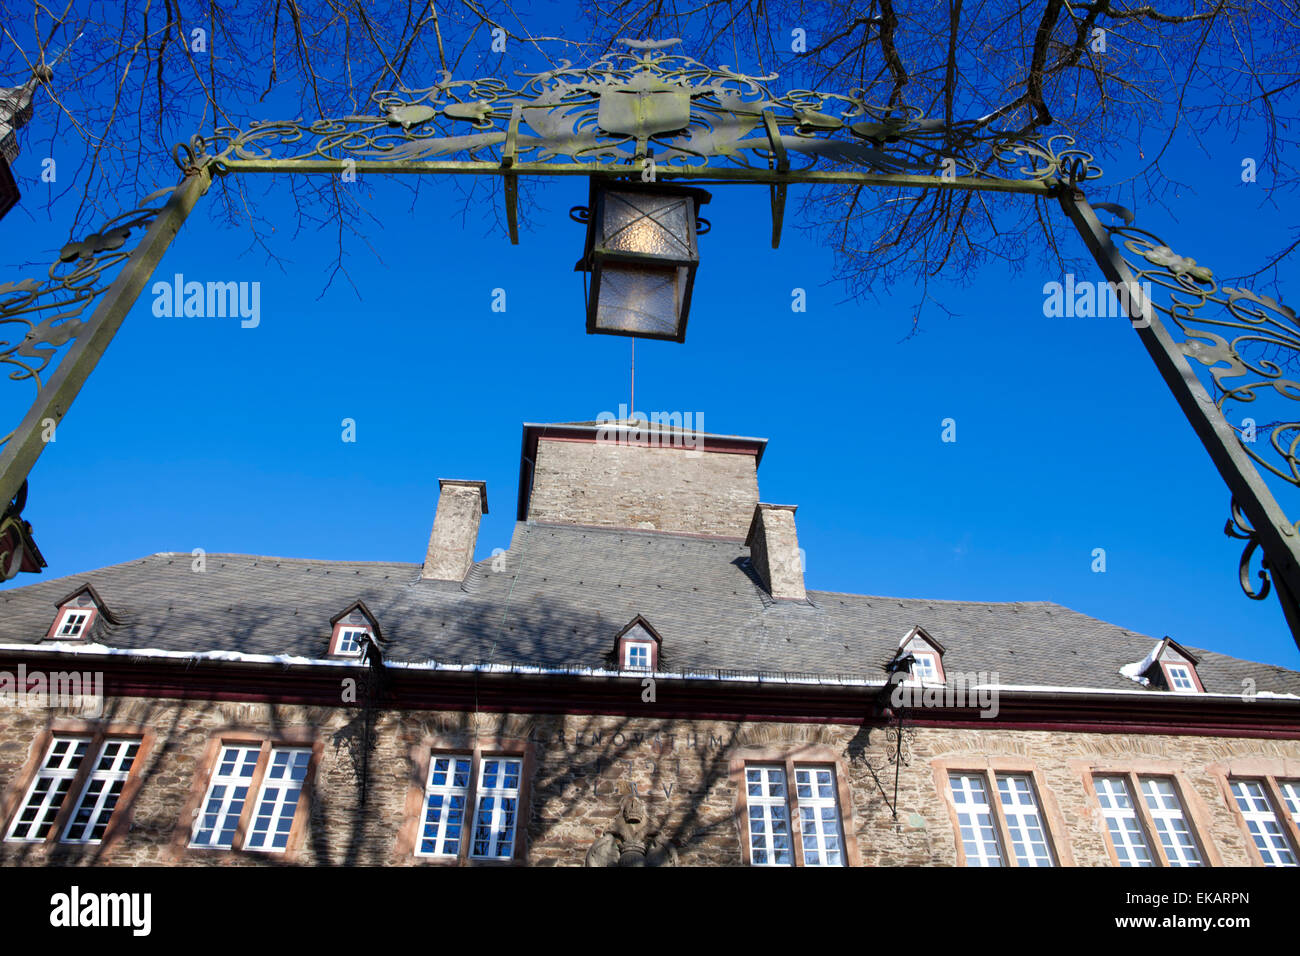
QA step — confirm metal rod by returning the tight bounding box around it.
[1059,187,1300,648]
[214,158,1055,194]
[0,166,213,509]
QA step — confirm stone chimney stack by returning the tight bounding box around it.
[422,480,488,581]
[745,503,806,601]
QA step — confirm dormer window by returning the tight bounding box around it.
[327,601,383,660]
[910,651,940,685]
[333,627,369,658]
[1166,663,1196,693]
[1123,638,1204,693]
[894,625,946,686]
[612,616,663,673]
[624,641,653,671]
[55,609,90,639]
[45,583,116,642]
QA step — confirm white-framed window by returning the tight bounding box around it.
[1165,663,1196,692]
[1231,779,1298,867]
[1280,779,1300,827]
[471,757,522,859]
[949,773,1003,866]
[794,766,845,866]
[5,736,92,842]
[55,609,90,639]
[61,739,141,844]
[190,744,261,849]
[746,765,793,866]
[909,651,939,684]
[997,774,1055,866]
[1093,776,1154,866]
[333,626,369,657]
[623,640,653,670]
[1141,777,1203,866]
[244,748,312,852]
[417,755,472,858]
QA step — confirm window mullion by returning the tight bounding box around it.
[988,771,1015,867]
[463,746,482,865]
[786,758,805,867]
[234,741,272,851]
[46,732,100,845]
[1130,772,1166,867]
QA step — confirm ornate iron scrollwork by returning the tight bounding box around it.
[0,185,179,450]
[1100,210,1300,494]
[176,39,1100,189]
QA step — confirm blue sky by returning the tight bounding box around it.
[2,17,1298,671]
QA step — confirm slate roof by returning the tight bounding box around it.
[2,520,1298,697]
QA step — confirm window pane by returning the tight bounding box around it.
[997,774,1055,866]
[794,764,845,866]
[243,747,311,853]
[1140,777,1203,866]
[471,757,523,860]
[1093,776,1154,866]
[1231,779,1298,866]
[61,738,139,844]
[419,753,473,857]
[950,773,1003,866]
[191,744,261,849]
[5,736,93,842]
[747,765,793,866]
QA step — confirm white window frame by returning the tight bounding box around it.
[243,747,312,853]
[470,757,522,860]
[1231,779,1299,867]
[54,608,91,639]
[1140,777,1203,866]
[416,755,473,858]
[1280,779,1300,827]
[793,765,845,866]
[623,640,653,670]
[189,743,262,850]
[60,738,140,844]
[908,651,940,684]
[5,736,92,843]
[333,626,369,657]
[996,774,1055,867]
[745,765,794,866]
[949,773,1004,867]
[1093,776,1155,867]
[1165,663,1197,693]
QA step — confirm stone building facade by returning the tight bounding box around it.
[1,420,1298,867]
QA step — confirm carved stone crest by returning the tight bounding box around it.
[584,793,678,867]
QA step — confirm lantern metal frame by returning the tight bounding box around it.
[573,177,712,343]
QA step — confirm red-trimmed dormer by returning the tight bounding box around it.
[894,625,946,686]
[327,600,383,659]
[612,615,662,672]
[1139,637,1205,694]
[45,583,118,642]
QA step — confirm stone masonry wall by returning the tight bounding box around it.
[1,697,1297,866]
[528,438,760,538]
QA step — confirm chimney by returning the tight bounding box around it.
[745,503,806,601]
[422,480,488,581]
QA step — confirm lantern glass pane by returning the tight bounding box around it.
[600,192,694,259]
[593,263,683,337]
